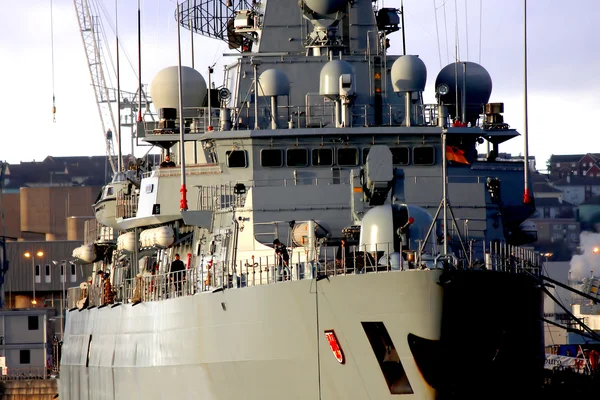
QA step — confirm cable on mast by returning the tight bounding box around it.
[479,0,483,64]
[51,0,56,122]
[433,0,442,69]
[464,0,469,60]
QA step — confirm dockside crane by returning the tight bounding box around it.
[73,0,120,174]
[74,0,155,176]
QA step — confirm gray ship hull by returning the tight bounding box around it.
[59,270,442,399]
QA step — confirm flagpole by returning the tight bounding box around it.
[523,0,532,204]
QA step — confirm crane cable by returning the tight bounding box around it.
[50,0,56,122]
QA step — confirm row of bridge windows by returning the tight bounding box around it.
[225,146,436,168]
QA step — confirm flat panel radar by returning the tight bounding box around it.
[435,61,492,125]
[150,66,207,118]
[391,55,427,93]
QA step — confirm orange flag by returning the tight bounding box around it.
[446,146,469,164]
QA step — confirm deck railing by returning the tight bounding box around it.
[115,190,138,219]
[84,220,115,244]
[0,367,50,381]
[146,103,447,133]
[68,241,540,308]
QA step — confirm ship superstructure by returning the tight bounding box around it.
[60,0,544,399]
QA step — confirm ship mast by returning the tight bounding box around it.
[523,0,532,205]
[176,2,188,211]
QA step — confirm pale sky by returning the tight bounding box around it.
[1,0,598,169]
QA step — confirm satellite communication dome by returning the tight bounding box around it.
[390,55,427,92]
[150,66,207,116]
[319,59,354,99]
[258,69,290,97]
[434,61,492,125]
[359,205,394,252]
[304,0,348,16]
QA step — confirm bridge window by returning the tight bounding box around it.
[226,150,248,168]
[413,146,435,165]
[287,148,308,167]
[261,149,283,167]
[312,148,333,166]
[390,147,409,165]
[337,148,359,166]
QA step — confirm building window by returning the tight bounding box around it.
[70,263,77,283]
[35,265,41,284]
[556,163,561,167]
[28,316,39,331]
[20,350,30,365]
[552,233,562,241]
[260,149,283,167]
[312,148,333,166]
[45,264,51,283]
[337,148,359,166]
[390,147,410,165]
[226,150,248,168]
[568,224,577,231]
[286,148,308,167]
[413,147,435,165]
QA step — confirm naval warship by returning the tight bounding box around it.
[60,0,544,398]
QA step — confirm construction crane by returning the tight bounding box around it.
[73,0,119,174]
[74,0,155,175]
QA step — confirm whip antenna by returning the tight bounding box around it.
[51,0,56,122]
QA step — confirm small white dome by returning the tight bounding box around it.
[391,55,427,92]
[319,59,354,99]
[258,69,290,97]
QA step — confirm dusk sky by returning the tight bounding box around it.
[1,0,598,168]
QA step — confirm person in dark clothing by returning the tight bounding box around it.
[273,239,290,281]
[160,154,176,167]
[170,253,186,294]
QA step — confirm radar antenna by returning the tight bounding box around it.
[178,0,256,49]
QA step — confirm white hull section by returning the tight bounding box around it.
[60,270,442,400]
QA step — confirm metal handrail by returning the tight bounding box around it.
[68,240,540,308]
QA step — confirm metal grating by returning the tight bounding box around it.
[177,0,255,44]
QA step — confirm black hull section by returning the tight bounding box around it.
[410,269,544,399]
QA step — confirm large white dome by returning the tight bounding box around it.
[150,66,207,116]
